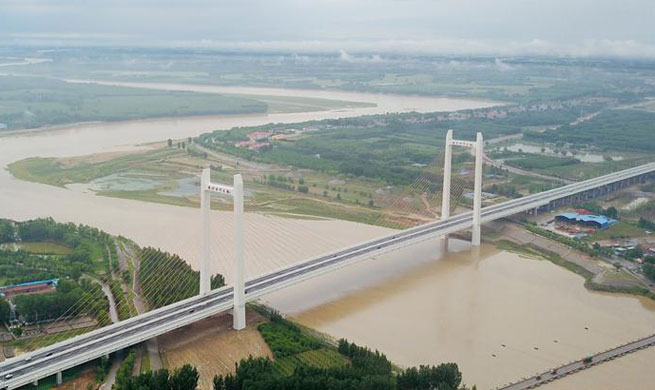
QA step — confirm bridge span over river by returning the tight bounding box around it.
[1,155,654,389]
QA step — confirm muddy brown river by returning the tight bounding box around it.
[264,240,655,389]
[0,82,653,388]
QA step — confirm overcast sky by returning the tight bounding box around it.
[1,0,655,58]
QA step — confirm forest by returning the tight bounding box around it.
[525,109,655,152]
[0,218,112,285]
[196,100,620,188]
[13,279,107,324]
[0,218,113,324]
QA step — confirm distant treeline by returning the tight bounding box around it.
[198,104,614,186]
[525,109,655,152]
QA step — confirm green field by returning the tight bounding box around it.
[7,148,186,188]
[588,221,647,241]
[18,241,72,255]
[272,348,349,376]
[0,76,269,130]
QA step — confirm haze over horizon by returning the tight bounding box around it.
[1,0,655,59]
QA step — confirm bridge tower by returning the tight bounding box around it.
[441,130,484,246]
[200,168,246,330]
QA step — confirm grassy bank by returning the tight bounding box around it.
[7,144,412,227]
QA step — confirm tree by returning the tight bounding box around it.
[368,199,375,207]
[0,219,14,242]
[605,206,618,219]
[170,364,199,390]
[625,246,643,260]
[213,375,224,390]
[644,264,655,282]
[0,298,10,324]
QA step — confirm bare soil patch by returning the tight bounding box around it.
[159,310,272,390]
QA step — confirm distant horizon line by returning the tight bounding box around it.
[3,36,655,61]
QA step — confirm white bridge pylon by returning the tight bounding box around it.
[200,168,246,330]
[441,130,484,246]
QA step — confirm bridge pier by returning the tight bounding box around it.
[472,132,483,246]
[33,379,38,386]
[56,371,62,386]
[233,174,246,330]
[441,130,483,246]
[199,169,246,330]
[200,168,211,296]
[440,130,453,242]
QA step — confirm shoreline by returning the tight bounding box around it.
[493,224,655,301]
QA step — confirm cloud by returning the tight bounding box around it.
[494,58,514,71]
[339,49,354,62]
[2,0,655,59]
[4,35,655,59]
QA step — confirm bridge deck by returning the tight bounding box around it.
[497,334,655,390]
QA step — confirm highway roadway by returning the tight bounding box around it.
[1,161,654,389]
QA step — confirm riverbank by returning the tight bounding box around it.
[261,238,655,389]
[492,221,655,300]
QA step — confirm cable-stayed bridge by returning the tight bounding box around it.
[1,135,654,389]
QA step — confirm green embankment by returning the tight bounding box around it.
[0,76,268,130]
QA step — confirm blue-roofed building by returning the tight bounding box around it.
[555,212,616,230]
[0,279,59,299]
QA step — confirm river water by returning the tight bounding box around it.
[0,82,495,279]
[0,83,653,388]
[264,240,655,389]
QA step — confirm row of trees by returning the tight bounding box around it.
[114,364,199,390]
[9,217,112,247]
[139,247,225,309]
[212,346,462,390]
[526,225,604,257]
[577,202,619,219]
[13,279,108,324]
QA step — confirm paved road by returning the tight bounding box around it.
[483,151,574,184]
[2,162,654,389]
[497,334,655,390]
